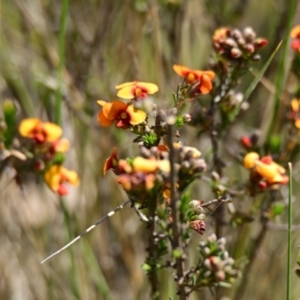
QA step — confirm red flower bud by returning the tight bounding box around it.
[241,136,252,148]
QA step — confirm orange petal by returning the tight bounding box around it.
[137,82,159,94]
[145,174,156,190]
[199,74,213,94]
[43,122,63,141]
[103,147,118,175]
[255,161,279,181]
[126,105,147,125]
[115,82,136,89]
[243,152,260,169]
[203,71,215,80]
[98,111,114,127]
[19,118,41,137]
[173,64,191,77]
[290,25,300,38]
[103,101,127,120]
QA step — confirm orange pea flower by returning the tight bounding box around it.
[173,64,215,94]
[290,25,300,52]
[19,118,62,143]
[116,81,159,99]
[97,100,146,128]
[243,152,288,185]
[44,165,79,196]
[103,147,119,175]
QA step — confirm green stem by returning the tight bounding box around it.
[60,199,80,300]
[266,0,298,140]
[287,163,292,300]
[55,0,69,126]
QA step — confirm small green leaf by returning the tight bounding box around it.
[270,203,285,217]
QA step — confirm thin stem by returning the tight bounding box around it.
[287,163,293,300]
[147,198,160,299]
[60,199,80,300]
[55,0,69,126]
[167,123,186,300]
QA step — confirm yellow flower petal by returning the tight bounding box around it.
[295,118,300,129]
[127,105,147,125]
[42,122,63,141]
[133,157,158,173]
[62,168,80,185]
[137,82,159,94]
[54,138,70,153]
[116,86,135,99]
[157,160,170,173]
[19,118,41,137]
[97,100,107,107]
[243,152,259,169]
[290,25,300,38]
[115,82,136,89]
[291,98,299,112]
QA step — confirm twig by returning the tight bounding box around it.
[146,196,160,299]
[167,122,187,300]
[201,198,232,208]
[133,205,149,223]
[41,199,131,264]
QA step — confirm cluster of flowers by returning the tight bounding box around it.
[18,118,79,195]
[197,234,241,286]
[213,26,268,61]
[243,152,288,189]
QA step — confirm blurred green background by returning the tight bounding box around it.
[1,0,300,299]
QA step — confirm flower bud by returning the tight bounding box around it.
[244,44,255,53]
[252,54,261,61]
[231,48,242,58]
[243,27,256,41]
[207,233,217,243]
[216,270,226,281]
[183,114,192,124]
[225,38,238,48]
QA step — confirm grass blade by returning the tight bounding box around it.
[55,0,69,126]
[229,41,282,122]
[287,163,293,300]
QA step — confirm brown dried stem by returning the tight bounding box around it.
[167,123,187,300]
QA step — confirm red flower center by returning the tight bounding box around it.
[133,87,148,98]
[31,125,47,143]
